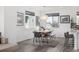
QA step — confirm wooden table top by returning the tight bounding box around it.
[35,30,52,33]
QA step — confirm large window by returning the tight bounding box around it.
[25,11,35,29]
[46,13,59,27]
[76,16,79,25]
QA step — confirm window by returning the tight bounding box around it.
[46,13,59,27]
[25,11,35,28]
[76,16,79,25]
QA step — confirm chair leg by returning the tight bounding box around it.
[64,38,69,47]
[38,38,42,46]
[33,37,35,45]
[47,37,49,44]
[36,37,37,42]
[41,37,45,45]
[33,37,38,45]
[41,37,43,46]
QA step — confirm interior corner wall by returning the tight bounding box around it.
[0,6,4,36]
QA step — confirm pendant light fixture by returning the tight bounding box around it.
[40,6,48,20]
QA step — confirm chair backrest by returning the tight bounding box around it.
[0,32,1,44]
[44,32,51,36]
[33,32,42,37]
[0,32,1,37]
[64,32,69,38]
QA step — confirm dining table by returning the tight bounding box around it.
[35,30,52,37]
[33,29,56,45]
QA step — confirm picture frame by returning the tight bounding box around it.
[60,15,70,23]
[17,12,24,26]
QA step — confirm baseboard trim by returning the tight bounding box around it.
[17,38,33,44]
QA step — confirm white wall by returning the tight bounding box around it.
[4,7,17,43]
[0,7,4,36]
[16,7,38,42]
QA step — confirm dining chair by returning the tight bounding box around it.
[33,31,42,45]
[64,32,74,48]
[50,32,56,40]
[64,32,69,47]
[0,32,1,44]
[41,32,51,44]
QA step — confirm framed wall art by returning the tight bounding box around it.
[17,12,24,26]
[60,15,70,23]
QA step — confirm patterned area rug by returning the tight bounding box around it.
[33,40,59,52]
[17,39,59,52]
